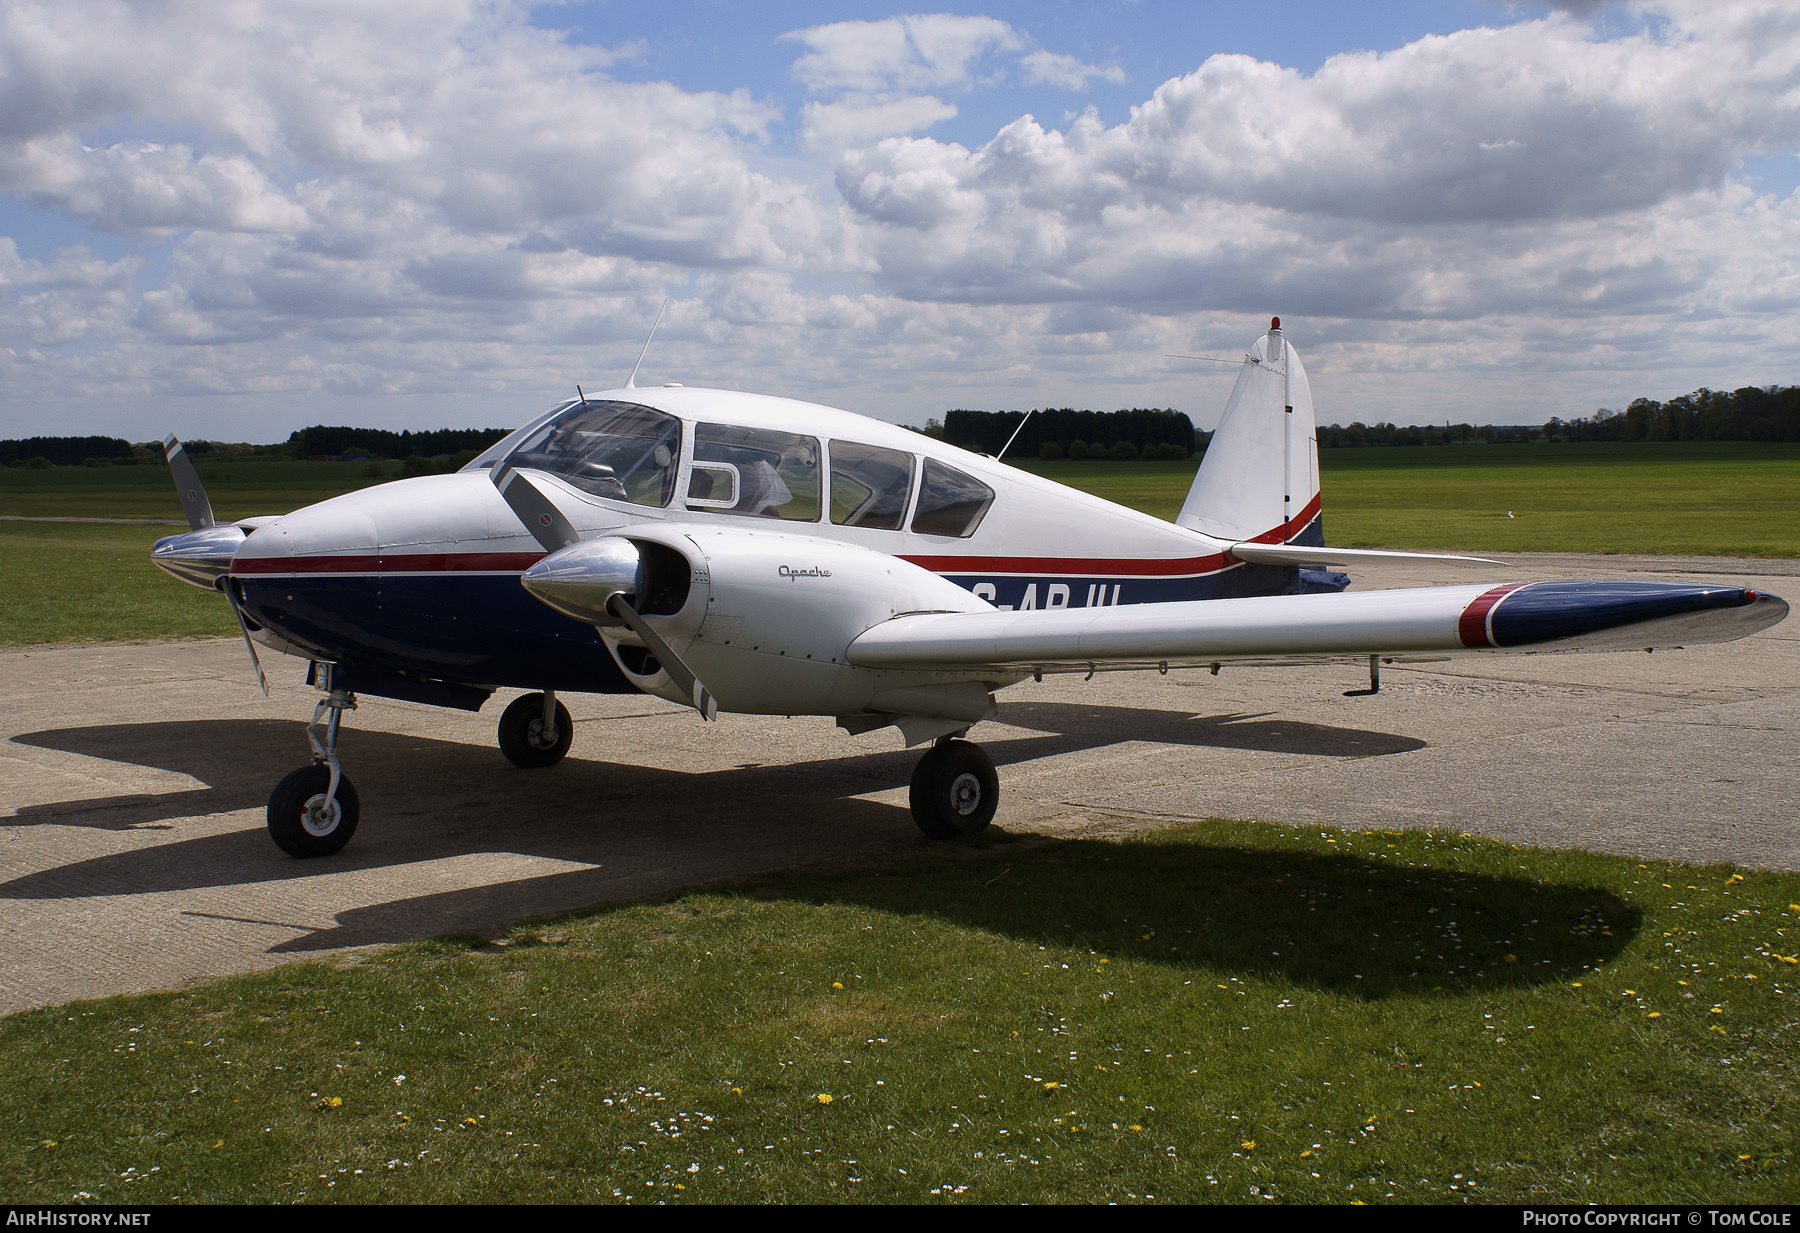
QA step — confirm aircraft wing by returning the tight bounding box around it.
[847,581,1787,675]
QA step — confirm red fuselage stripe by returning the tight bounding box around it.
[1458,583,1530,648]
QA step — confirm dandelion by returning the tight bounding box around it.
[1242,1141,1256,1151]
[1649,1012,1662,1019]
[831,983,843,990]
[815,1094,833,1106]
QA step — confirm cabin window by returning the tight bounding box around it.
[910,458,994,537]
[829,440,914,530]
[503,400,680,507]
[690,423,821,521]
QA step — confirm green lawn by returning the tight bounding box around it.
[1016,441,1800,557]
[0,460,389,522]
[2,822,1794,1204]
[0,521,238,646]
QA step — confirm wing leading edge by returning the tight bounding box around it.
[848,581,1788,675]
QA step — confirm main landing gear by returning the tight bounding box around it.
[267,666,360,858]
[498,691,573,768]
[909,737,998,840]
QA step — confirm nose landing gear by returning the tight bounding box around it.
[267,666,360,858]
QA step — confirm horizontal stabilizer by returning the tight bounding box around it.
[847,581,1786,675]
[1229,542,1505,568]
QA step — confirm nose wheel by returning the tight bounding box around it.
[909,738,998,839]
[498,691,573,768]
[267,666,360,858]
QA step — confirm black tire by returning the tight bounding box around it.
[909,738,998,839]
[267,765,360,858]
[498,692,574,768]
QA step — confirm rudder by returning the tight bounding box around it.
[1176,318,1322,548]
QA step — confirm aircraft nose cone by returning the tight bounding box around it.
[520,536,642,626]
[151,524,247,590]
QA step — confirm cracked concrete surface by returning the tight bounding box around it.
[2,551,1795,1015]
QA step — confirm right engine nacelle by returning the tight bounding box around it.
[527,522,1004,717]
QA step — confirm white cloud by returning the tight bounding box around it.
[800,96,960,149]
[783,14,1022,95]
[1019,49,1126,90]
[0,0,1798,435]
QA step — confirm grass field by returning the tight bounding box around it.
[1015,441,1800,558]
[0,460,386,522]
[0,521,239,645]
[2,822,1794,1204]
[2,442,1795,647]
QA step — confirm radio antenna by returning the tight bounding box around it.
[995,408,1036,461]
[576,384,588,407]
[1165,353,1251,364]
[625,298,670,390]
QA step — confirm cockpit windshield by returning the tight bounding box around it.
[503,400,680,506]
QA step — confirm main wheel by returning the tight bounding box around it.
[498,692,574,768]
[909,738,999,839]
[267,765,360,858]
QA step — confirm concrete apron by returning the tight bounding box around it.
[3,551,1797,1016]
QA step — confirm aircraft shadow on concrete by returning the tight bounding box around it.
[2,703,1429,955]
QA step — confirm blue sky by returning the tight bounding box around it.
[1,1,1797,441]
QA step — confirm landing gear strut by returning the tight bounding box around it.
[909,737,998,839]
[498,690,573,768]
[267,665,360,858]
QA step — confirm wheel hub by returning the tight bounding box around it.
[527,719,557,750]
[302,793,342,836]
[949,771,982,816]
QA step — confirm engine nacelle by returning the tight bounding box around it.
[526,523,1007,718]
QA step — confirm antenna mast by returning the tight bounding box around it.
[625,298,670,390]
[995,408,1036,461]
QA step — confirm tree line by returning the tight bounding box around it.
[1546,385,1800,443]
[937,408,1202,460]
[285,425,513,459]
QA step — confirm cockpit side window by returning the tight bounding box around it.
[690,423,820,521]
[503,401,680,506]
[829,440,914,530]
[910,458,994,538]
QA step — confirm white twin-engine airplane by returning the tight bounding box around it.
[151,319,1788,858]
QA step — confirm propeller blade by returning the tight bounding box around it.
[491,460,579,553]
[162,435,216,531]
[225,582,269,697]
[607,594,718,721]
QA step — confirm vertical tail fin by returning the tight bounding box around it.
[1175,318,1322,547]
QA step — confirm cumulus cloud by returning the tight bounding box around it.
[800,96,960,149]
[783,14,1023,94]
[1019,49,1126,90]
[0,0,1797,431]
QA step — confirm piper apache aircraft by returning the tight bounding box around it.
[151,319,1788,858]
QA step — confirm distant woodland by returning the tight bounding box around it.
[5,383,1797,468]
[936,408,1200,459]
